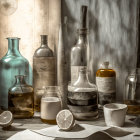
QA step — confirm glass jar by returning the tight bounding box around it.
[0,37,32,110]
[68,67,98,120]
[33,35,55,112]
[124,68,140,115]
[41,86,62,124]
[8,75,34,118]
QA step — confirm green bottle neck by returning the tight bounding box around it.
[7,38,21,56]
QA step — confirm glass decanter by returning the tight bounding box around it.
[8,75,34,118]
[68,67,98,120]
[0,37,32,110]
[124,68,140,115]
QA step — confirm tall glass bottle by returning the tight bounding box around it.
[8,75,34,118]
[71,6,88,82]
[33,35,55,112]
[0,38,32,110]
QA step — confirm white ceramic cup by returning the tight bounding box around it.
[103,103,127,127]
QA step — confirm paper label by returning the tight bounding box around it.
[96,77,116,93]
[33,57,55,109]
[33,57,55,89]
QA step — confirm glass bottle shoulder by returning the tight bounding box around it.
[9,84,33,94]
[34,46,53,57]
[0,54,29,67]
[96,69,116,77]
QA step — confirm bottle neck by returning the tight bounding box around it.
[15,75,26,85]
[77,34,87,45]
[77,68,89,83]
[40,35,48,47]
[7,38,21,56]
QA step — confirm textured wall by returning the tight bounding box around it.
[0,0,60,66]
[0,0,139,103]
[61,0,139,101]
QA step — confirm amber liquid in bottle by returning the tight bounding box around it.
[124,100,140,115]
[41,119,56,124]
[96,62,116,106]
[9,92,34,118]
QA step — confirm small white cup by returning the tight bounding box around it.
[103,103,127,127]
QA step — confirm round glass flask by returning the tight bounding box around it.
[8,75,34,118]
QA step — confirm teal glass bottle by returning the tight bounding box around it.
[0,37,32,110]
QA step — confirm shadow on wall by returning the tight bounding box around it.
[61,0,138,101]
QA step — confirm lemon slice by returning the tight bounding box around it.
[0,111,13,127]
[56,109,75,131]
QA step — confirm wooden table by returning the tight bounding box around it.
[0,113,140,140]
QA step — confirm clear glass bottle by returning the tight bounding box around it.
[41,86,62,124]
[0,37,32,110]
[68,67,98,120]
[96,62,116,106]
[8,75,34,118]
[124,68,140,115]
[71,29,89,82]
[33,35,55,112]
[71,5,89,83]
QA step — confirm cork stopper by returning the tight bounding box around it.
[101,61,109,69]
[80,5,88,29]
[41,35,48,44]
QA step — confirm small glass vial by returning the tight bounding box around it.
[8,75,34,118]
[68,67,98,120]
[41,86,62,124]
[124,68,140,115]
[96,62,116,106]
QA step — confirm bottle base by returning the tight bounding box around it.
[72,110,99,121]
[41,118,57,124]
[10,110,34,119]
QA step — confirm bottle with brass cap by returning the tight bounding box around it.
[96,61,116,106]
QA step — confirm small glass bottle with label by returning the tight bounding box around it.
[96,62,116,106]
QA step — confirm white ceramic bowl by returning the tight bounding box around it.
[103,103,127,127]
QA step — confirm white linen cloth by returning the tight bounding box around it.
[8,124,137,140]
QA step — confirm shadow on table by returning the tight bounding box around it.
[2,125,25,131]
[59,124,85,132]
[55,131,115,140]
